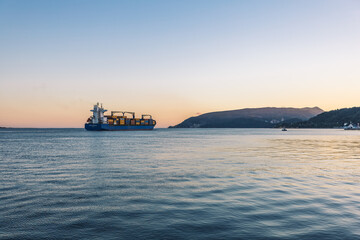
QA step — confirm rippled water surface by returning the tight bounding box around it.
[1,128,360,239]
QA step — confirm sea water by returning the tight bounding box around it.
[0,128,360,239]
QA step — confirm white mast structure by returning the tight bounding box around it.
[90,103,107,124]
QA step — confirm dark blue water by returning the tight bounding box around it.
[1,128,360,239]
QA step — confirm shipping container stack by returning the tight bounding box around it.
[104,114,156,126]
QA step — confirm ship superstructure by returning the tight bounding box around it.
[85,103,156,131]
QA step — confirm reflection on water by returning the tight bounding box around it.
[0,128,360,239]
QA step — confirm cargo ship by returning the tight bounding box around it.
[85,103,156,131]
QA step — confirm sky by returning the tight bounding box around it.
[0,0,360,128]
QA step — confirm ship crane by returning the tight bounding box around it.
[141,114,153,120]
[111,111,135,119]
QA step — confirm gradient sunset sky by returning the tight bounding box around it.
[1,0,359,128]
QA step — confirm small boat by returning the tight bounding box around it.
[281,128,287,131]
[344,123,360,130]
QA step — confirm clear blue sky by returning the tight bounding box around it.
[0,0,359,127]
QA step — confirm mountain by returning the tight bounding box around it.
[281,107,360,128]
[169,107,324,128]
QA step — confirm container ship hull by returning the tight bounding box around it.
[85,123,154,131]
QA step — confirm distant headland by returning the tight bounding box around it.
[279,107,360,128]
[170,106,360,129]
[169,107,324,128]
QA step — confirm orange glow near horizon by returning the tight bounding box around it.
[0,97,358,128]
